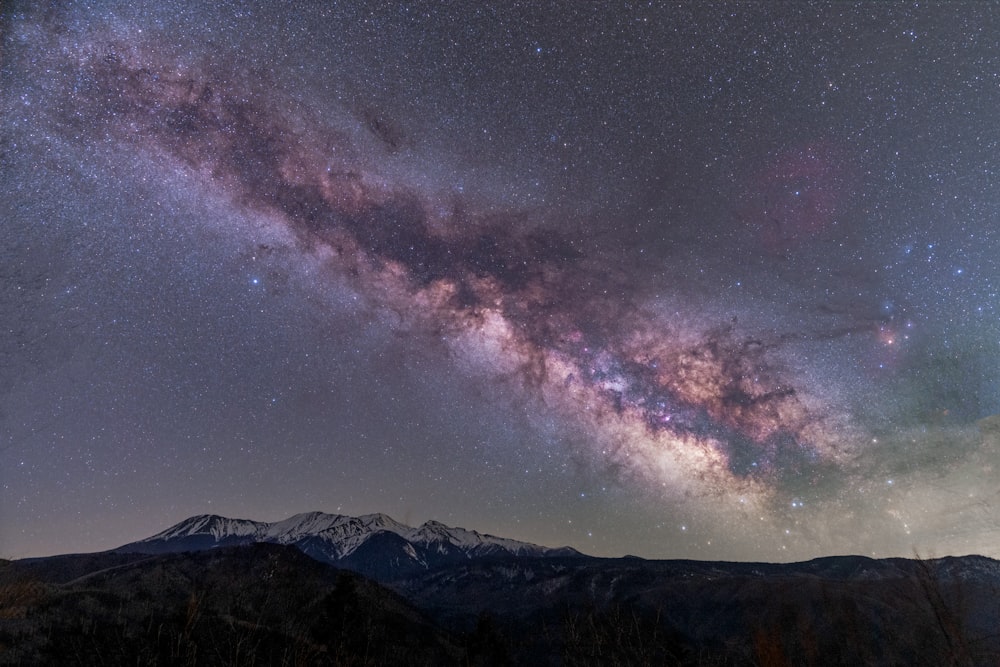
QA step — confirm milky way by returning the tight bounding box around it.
[81,34,852,494]
[4,2,1000,560]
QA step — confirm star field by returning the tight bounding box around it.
[2,1,1000,561]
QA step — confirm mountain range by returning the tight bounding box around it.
[5,512,1000,665]
[117,511,582,581]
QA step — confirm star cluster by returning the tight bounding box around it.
[3,1,1000,561]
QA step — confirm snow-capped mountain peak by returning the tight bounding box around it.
[119,511,583,580]
[264,511,349,542]
[142,514,265,542]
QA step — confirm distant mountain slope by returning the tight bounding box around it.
[390,553,1000,665]
[117,511,582,580]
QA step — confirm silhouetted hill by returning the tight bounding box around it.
[5,545,1000,665]
[390,554,1000,665]
[0,544,466,666]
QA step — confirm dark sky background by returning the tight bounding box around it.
[3,1,1000,562]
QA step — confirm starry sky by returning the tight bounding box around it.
[3,1,1000,562]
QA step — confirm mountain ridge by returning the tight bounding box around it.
[117,510,583,580]
[10,543,1000,665]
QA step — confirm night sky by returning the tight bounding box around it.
[3,1,1000,562]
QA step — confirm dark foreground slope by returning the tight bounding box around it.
[4,546,1000,666]
[0,544,466,666]
[391,554,1000,666]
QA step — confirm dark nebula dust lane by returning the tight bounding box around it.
[4,2,1000,561]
